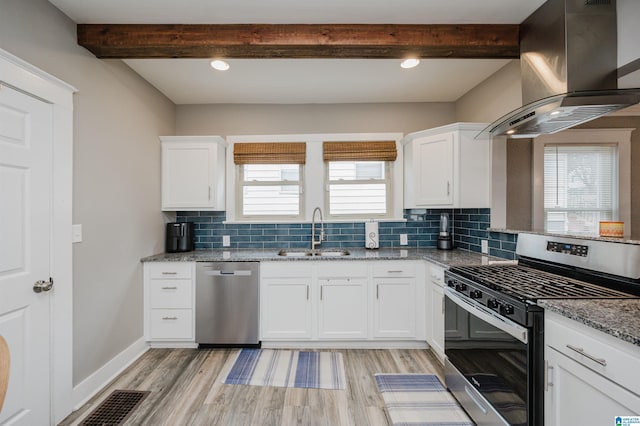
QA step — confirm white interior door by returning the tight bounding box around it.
[0,83,53,425]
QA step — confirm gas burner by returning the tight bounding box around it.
[450,264,636,301]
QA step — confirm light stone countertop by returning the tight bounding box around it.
[141,247,508,267]
[538,299,640,347]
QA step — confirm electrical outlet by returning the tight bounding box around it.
[400,234,408,245]
[223,235,231,247]
[481,239,489,254]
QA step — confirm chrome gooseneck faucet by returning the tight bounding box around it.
[311,207,325,252]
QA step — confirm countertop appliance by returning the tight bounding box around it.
[444,233,640,426]
[437,212,453,250]
[195,262,260,346]
[165,222,195,253]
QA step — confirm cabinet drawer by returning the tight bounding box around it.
[149,279,192,308]
[428,264,445,287]
[373,261,416,277]
[149,309,193,340]
[146,262,193,279]
[545,313,640,396]
[317,262,367,278]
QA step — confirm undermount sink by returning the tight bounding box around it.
[277,249,350,257]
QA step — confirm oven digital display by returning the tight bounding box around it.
[546,241,589,257]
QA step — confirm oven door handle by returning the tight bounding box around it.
[445,288,528,344]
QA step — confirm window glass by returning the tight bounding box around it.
[543,145,616,235]
[326,161,390,217]
[240,164,302,217]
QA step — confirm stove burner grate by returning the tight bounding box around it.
[450,264,637,301]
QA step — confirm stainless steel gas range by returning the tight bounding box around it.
[444,233,640,426]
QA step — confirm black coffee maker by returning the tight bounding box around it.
[165,222,195,253]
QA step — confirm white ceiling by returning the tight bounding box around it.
[48,0,547,105]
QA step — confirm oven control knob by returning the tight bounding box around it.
[469,290,482,299]
[487,299,499,309]
[447,280,455,288]
[455,283,467,292]
[500,304,515,315]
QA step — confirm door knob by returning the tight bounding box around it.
[33,277,53,293]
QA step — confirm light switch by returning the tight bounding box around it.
[481,239,489,254]
[223,235,231,247]
[72,224,82,243]
[400,234,408,245]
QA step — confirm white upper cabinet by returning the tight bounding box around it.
[161,136,226,211]
[403,123,490,208]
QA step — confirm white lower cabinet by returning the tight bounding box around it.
[260,260,424,344]
[425,262,446,361]
[545,312,640,425]
[261,277,312,339]
[143,262,196,346]
[318,278,367,339]
[373,262,417,338]
[261,262,313,339]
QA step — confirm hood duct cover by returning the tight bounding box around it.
[481,0,640,139]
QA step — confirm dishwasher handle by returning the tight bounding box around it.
[205,270,253,277]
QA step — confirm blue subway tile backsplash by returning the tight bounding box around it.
[175,208,518,259]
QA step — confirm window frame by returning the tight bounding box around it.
[324,160,393,219]
[225,134,404,223]
[532,128,632,235]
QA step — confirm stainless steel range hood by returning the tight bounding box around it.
[481,0,640,139]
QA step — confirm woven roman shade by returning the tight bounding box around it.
[323,141,397,162]
[233,142,306,164]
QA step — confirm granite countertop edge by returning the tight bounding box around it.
[141,247,510,267]
[538,299,640,347]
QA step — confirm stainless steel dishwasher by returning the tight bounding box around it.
[195,262,260,347]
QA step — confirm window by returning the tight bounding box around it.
[543,144,617,235]
[239,164,302,217]
[323,141,396,218]
[234,142,305,219]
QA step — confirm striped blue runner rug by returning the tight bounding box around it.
[223,349,346,390]
[375,374,474,425]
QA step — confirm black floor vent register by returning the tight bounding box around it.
[80,390,150,426]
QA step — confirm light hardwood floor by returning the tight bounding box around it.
[59,348,444,426]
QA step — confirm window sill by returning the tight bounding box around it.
[224,218,407,225]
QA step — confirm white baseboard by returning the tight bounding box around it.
[72,337,149,410]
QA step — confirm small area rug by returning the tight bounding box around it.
[375,374,474,425]
[223,349,346,390]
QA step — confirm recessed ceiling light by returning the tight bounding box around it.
[400,58,420,69]
[550,110,561,116]
[210,59,230,71]
[506,129,516,135]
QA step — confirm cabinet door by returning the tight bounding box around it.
[162,141,220,210]
[545,347,640,426]
[411,133,454,206]
[373,278,416,338]
[261,278,312,339]
[429,282,445,360]
[318,278,367,339]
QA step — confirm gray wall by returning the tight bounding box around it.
[176,102,456,136]
[0,0,176,384]
[455,60,522,123]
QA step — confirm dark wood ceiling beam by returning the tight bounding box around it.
[77,24,519,59]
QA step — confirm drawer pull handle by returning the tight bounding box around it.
[161,272,178,275]
[387,270,403,273]
[162,316,178,320]
[161,286,178,290]
[566,344,607,366]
